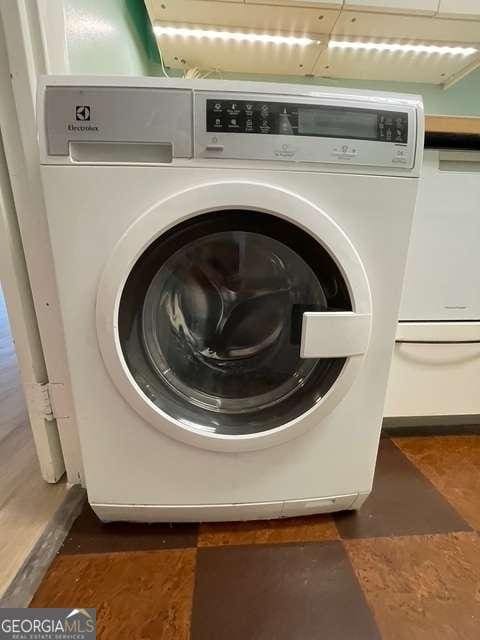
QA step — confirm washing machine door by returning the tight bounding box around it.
[97,182,371,451]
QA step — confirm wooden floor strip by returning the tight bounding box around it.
[0,286,72,600]
[0,485,85,607]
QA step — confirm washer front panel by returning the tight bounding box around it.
[96,182,372,452]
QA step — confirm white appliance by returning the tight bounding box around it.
[385,149,480,419]
[37,77,423,522]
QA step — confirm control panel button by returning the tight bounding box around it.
[332,144,358,160]
[205,143,225,152]
[392,147,408,164]
[227,103,241,116]
[227,116,241,131]
[259,119,273,134]
[274,143,297,159]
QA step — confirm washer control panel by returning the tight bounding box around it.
[206,99,408,144]
[196,92,417,169]
[39,81,421,173]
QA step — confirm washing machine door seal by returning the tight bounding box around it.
[96,182,372,452]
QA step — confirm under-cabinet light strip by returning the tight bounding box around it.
[329,40,477,56]
[154,25,319,47]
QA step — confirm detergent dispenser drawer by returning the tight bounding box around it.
[44,86,192,160]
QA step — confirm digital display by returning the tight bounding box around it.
[206,99,408,143]
[298,108,378,140]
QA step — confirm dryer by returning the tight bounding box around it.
[37,77,423,521]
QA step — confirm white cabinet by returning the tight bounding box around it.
[385,149,480,419]
[385,339,480,417]
[400,151,480,323]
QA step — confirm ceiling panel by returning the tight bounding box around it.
[333,10,480,41]
[312,43,478,83]
[158,34,324,75]
[344,0,439,15]
[149,0,339,32]
[147,0,480,83]
[437,0,480,20]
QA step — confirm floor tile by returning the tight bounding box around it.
[335,439,470,539]
[198,514,338,547]
[60,503,198,554]
[346,532,480,640]
[394,435,480,530]
[190,541,380,640]
[31,549,196,640]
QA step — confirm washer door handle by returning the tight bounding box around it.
[300,312,371,358]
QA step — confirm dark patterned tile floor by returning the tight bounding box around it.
[334,439,471,539]
[346,531,480,640]
[31,434,480,639]
[394,435,480,530]
[192,541,380,640]
[198,512,338,546]
[61,502,198,554]
[32,549,196,639]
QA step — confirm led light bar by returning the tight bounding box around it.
[329,40,477,56]
[154,25,318,47]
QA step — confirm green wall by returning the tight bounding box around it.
[63,0,152,75]
[195,69,480,117]
[320,70,480,116]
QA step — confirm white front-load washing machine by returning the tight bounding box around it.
[37,77,423,522]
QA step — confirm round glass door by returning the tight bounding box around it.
[118,211,352,435]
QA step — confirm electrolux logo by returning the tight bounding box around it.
[67,123,99,132]
[68,105,99,132]
[0,608,96,640]
[76,105,91,121]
